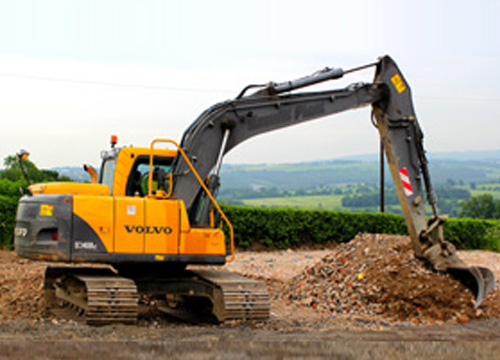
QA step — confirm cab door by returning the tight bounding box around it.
[114,197,145,253]
[144,199,179,255]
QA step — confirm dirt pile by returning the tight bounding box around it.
[280,233,500,324]
[0,251,48,321]
[0,234,499,326]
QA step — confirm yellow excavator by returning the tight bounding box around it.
[14,56,494,324]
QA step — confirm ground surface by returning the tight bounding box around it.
[0,234,499,359]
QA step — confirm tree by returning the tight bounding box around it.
[459,194,500,219]
[446,178,456,186]
[0,155,70,183]
[0,154,71,248]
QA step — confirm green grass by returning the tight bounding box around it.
[239,182,500,215]
[242,194,343,210]
[470,190,500,199]
[240,194,426,216]
[470,183,500,200]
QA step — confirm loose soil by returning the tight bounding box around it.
[1,233,499,359]
[278,234,500,324]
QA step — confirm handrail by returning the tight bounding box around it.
[148,139,235,262]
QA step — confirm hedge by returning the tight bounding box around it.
[220,205,500,251]
[0,200,498,251]
[444,217,500,251]
[0,195,19,249]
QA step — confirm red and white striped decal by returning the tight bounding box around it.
[399,168,413,197]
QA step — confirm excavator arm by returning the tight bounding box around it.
[372,57,495,307]
[170,55,494,306]
[172,73,384,210]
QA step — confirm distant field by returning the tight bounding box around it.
[240,194,424,216]
[471,190,500,200]
[242,194,343,210]
[462,183,500,200]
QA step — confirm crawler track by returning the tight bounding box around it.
[192,270,270,321]
[45,267,139,325]
[44,267,270,325]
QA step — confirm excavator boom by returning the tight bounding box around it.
[171,55,494,306]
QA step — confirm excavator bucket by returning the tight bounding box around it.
[420,237,495,308]
[447,265,495,308]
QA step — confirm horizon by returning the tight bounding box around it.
[39,148,500,173]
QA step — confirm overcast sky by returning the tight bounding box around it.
[0,0,499,169]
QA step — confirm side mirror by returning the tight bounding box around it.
[16,149,32,185]
[17,149,30,162]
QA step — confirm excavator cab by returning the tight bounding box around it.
[97,137,177,197]
[97,137,174,198]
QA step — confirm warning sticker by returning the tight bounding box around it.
[399,168,414,197]
[127,205,136,215]
[390,74,406,93]
[40,204,54,217]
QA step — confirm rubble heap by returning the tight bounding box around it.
[280,233,500,324]
[0,233,498,326]
[0,251,47,321]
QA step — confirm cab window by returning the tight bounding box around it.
[100,159,116,193]
[125,156,173,196]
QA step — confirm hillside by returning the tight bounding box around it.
[51,167,92,182]
[219,151,500,191]
[51,150,500,188]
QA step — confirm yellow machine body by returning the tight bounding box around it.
[16,143,228,265]
[72,194,226,256]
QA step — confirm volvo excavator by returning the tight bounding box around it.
[14,56,495,325]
